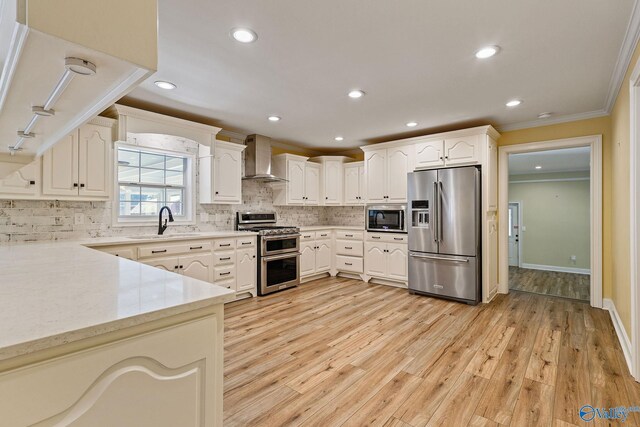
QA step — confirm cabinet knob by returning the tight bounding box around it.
[80,183,85,188]
[325,197,328,200]
[73,183,78,188]
[445,156,449,159]
[215,191,219,195]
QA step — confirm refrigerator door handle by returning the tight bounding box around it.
[438,181,444,243]
[433,182,439,242]
[409,252,470,263]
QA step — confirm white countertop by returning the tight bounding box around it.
[0,232,255,362]
[82,230,256,247]
[298,225,364,231]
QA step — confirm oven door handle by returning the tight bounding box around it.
[262,252,301,262]
[262,234,301,241]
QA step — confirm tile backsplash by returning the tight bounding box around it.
[0,181,364,242]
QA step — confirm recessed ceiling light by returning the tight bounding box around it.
[154,81,176,90]
[506,99,522,107]
[348,90,365,99]
[538,112,553,119]
[268,116,281,122]
[406,122,418,127]
[475,46,500,59]
[334,136,344,141]
[535,165,542,169]
[231,28,258,43]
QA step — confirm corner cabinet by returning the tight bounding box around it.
[308,156,352,205]
[363,144,414,203]
[199,140,246,204]
[41,119,114,200]
[272,154,321,206]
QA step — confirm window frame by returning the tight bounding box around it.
[112,142,196,227]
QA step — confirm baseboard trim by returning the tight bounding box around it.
[603,298,633,374]
[520,263,590,275]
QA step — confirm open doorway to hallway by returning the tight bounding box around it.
[507,147,591,301]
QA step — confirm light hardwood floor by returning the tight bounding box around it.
[224,277,637,427]
[509,266,590,301]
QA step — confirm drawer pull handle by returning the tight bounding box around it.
[152,249,167,254]
[372,236,381,240]
[241,242,251,245]
[220,243,231,247]
[346,234,354,237]
[190,246,203,250]
[220,272,231,276]
[394,238,403,241]
[320,234,328,237]
[220,257,231,261]
[345,262,353,266]
[345,246,353,250]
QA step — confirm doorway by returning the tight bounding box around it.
[498,135,603,307]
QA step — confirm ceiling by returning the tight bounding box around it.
[124,0,635,150]
[508,146,591,175]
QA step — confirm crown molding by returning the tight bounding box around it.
[217,129,247,143]
[496,109,609,132]
[604,0,640,113]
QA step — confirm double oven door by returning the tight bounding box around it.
[259,234,300,295]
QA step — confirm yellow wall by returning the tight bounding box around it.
[608,41,640,336]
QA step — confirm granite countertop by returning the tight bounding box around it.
[0,232,256,362]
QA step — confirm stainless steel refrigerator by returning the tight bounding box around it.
[407,166,481,304]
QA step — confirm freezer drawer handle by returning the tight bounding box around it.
[409,252,469,263]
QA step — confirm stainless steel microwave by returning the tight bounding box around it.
[366,204,407,233]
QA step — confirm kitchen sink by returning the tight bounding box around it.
[126,233,202,240]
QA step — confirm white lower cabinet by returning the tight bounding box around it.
[364,233,408,284]
[236,248,257,292]
[141,254,213,282]
[300,232,332,279]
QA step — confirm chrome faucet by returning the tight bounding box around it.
[158,206,174,235]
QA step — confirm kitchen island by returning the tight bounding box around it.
[0,233,245,426]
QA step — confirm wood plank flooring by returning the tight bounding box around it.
[223,277,636,426]
[509,266,590,301]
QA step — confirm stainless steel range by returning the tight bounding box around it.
[236,212,300,296]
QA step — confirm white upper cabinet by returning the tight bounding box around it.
[444,135,481,166]
[42,119,113,199]
[363,145,413,203]
[199,140,245,205]
[415,139,445,169]
[272,154,321,206]
[309,156,351,205]
[343,161,365,205]
[0,158,40,198]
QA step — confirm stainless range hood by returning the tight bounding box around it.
[243,134,287,182]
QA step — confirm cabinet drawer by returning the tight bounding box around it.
[236,237,256,248]
[300,231,316,240]
[367,233,408,244]
[99,247,137,260]
[336,230,364,240]
[214,266,235,281]
[215,279,236,291]
[335,240,363,256]
[213,239,236,251]
[336,255,363,273]
[214,251,235,266]
[316,231,331,240]
[138,241,212,258]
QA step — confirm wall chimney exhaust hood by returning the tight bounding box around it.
[243,134,287,182]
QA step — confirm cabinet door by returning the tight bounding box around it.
[358,165,367,202]
[304,163,320,205]
[236,248,256,292]
[444,135,481,166]
[287,159,306,205]
[387,243,408,281]
[300,241,317,276]
[415,139,445,169]
[387,145,413,203]
[323,160,343,205]
[142,256,179,273]
[180,254,213,282]
[364,242,387,277]
[0,159,39,197]
[42,132,79,196]
[78,124,111,198]
[364,149,387,203]
[315,241,332,273]
[213,146,242,203]
[343,164,360,205]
